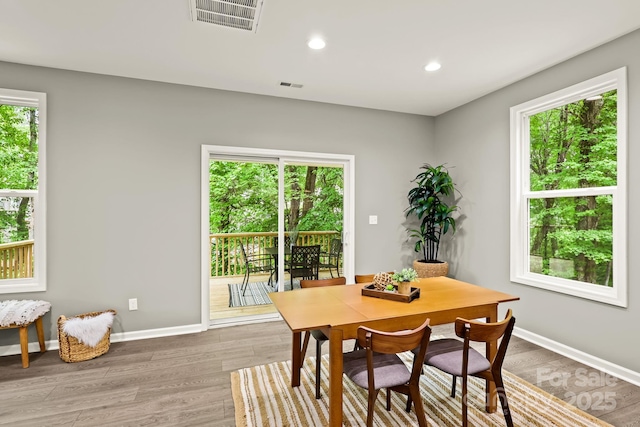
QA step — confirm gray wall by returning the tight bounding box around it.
[0,61,435,343]
[434,29,639,372]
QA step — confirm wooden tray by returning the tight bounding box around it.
[361,284,421,303]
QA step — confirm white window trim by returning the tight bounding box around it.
[510,67,627,307]
[0,88,47,293]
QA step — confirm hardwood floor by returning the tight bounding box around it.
[1,321,638,426]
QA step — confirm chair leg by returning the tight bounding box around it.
[241,270,250,296]
[461,375,469,427]
[315,339,323,399]
[494,374,514,427]
[386,388,391,411]
[451,375,457,397]
[366,389,380,427]
[19,325,30,368]
[409,384,428,427]
[301,331,311,359]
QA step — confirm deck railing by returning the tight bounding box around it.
[210,231,340,277]
[0,240,34,279]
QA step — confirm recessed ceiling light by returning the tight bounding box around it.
[424,62,441,72]
[308,38,326,50]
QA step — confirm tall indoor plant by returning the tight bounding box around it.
[406,163,458,277]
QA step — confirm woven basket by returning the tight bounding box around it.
[58,309,116,363]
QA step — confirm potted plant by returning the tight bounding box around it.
[392,268,419,294]
[406,164,458,278]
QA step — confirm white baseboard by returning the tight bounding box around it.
[514,326,640,387]
[0,323,202,357]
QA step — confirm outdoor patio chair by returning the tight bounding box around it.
[343,317,432,427]
[299,276,347,398]
[239,241,275,296]
[319,238,342,277]
[273,235,292,249]
[288,245,320,284]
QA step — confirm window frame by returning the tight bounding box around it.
[509,67,627,307]
[0,88,47,293]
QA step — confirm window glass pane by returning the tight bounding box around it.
[0,105,39,190]
[529,90,617,191]
[0,196,35,279]
[0,89,45,291]
[529,195,612,286]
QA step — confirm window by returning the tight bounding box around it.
[510,68,627,307]
[0,88,46,293]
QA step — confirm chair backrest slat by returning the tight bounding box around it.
[354,272,394,284]
[357,318,431,355]
[454,309,513,343]
[300,277,346,288]
[290,245,320,264]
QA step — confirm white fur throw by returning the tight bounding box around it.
[0,300,51,327]
[62,311,115,347]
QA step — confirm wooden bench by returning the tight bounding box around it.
[0,300,51,368]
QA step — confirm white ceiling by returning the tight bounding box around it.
[1,0,640,116]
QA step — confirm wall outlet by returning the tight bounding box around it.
[369,215,378,225]
[128,298,138,311]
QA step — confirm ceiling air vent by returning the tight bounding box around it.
[190,0,264,33]
[279,82,304,89]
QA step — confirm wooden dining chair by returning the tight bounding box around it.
[354,272,394,283]
[408,309,516,427]
[343,318,432,427]
[299,276,347,399]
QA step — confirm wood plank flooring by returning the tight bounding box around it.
[1,321,638,426]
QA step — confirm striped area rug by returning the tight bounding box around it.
[228,282,275,307]
[228,281,301,307]
[231,352,612,427]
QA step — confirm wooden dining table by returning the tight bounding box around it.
[269,276,519,427]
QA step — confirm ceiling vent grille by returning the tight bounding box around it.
[279,82,303,89]
[190,0,264,33]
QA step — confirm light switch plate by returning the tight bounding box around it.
[369,215,378,225]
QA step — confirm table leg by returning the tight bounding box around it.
[329,328,344,427]
[485,306,498,412]
[291,331,302,387]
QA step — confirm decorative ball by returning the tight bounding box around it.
[373,271,394,290]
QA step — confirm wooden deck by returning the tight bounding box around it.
[209,271,334,321]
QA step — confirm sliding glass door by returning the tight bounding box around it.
[202,146,354,327]
[277,159,344,292]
